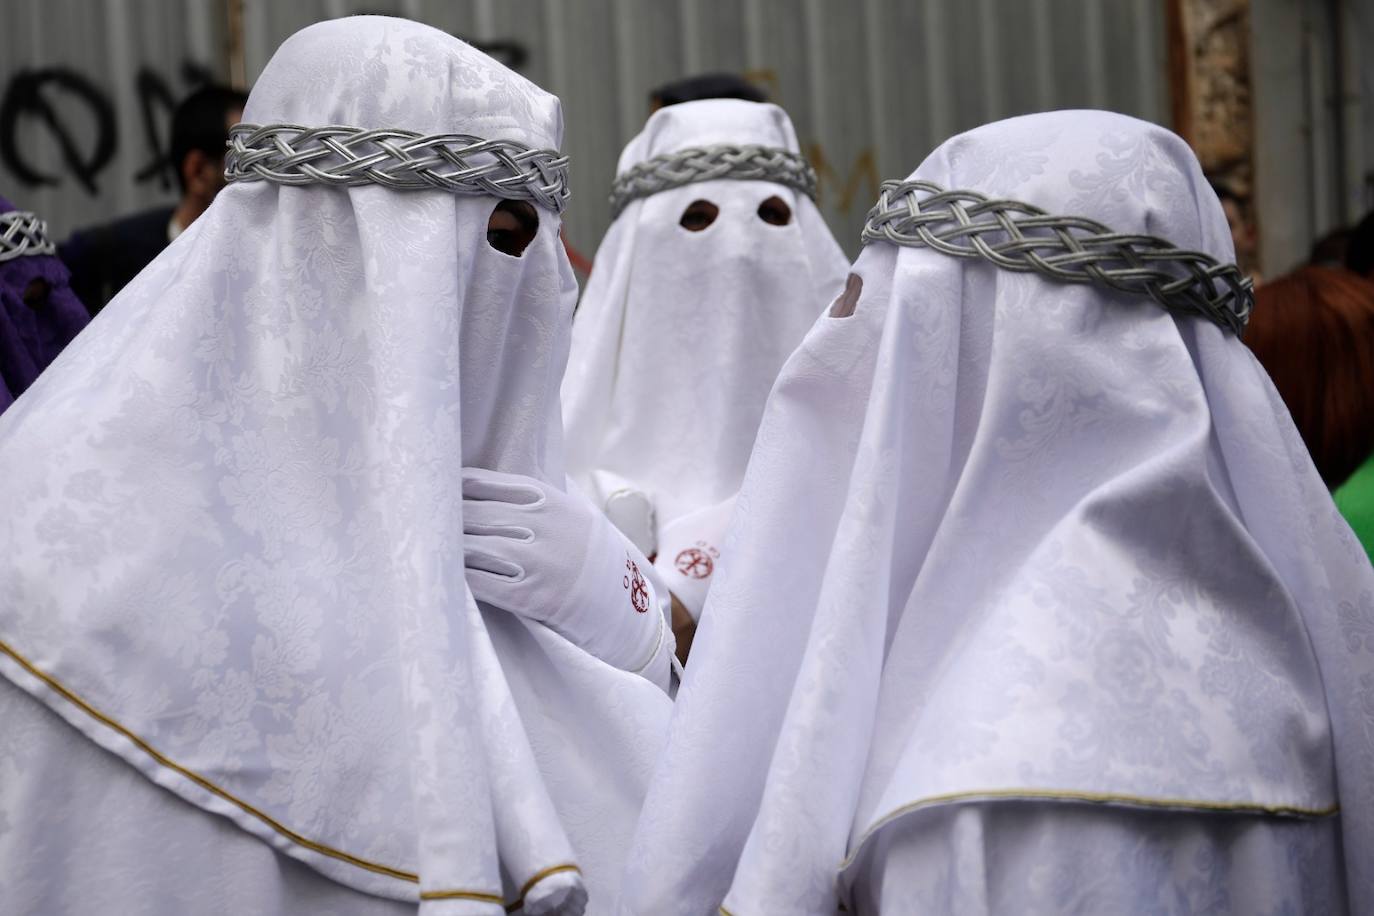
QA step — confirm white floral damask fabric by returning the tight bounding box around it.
[620,111,1374,915]
[0,676,416,914]
[848,801,1347,915]
[0,17,670,915]
[561,100,849,617]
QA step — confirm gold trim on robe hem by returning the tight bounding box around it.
[715,788,1340,916]
[499,863,584,913]
[416,889,506,904]
[841,785,1340,871]
[0,636,582,908]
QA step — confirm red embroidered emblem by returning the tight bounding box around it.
[623,555,651,613]
[674,541,718,579]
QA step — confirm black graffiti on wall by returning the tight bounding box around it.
[0,34,529,198]
[0,69,116,194]
[134,61,219,190]
[0,60,215,197]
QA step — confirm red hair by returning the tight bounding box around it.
[1246,265,1374,488]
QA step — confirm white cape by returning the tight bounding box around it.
[622,110,1374,914]
[562,100,848,611]
[0,17,669,915]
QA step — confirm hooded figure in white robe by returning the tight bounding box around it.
[562,100,849,627]
[0,17,675,916]
[620,110,1374,915]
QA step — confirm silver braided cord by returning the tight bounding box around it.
[225,123,571,213]
[0,210,56,263]
[862,180,1253,334]
[609,144,818,219]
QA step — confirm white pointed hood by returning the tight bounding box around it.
[0,17,669,914]
[623,110,1374,914]
[562,100,849,548]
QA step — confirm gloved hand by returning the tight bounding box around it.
[462,467,671,684]
[589,469,658,558]
[653,495,736,623]
[603,487,657,560]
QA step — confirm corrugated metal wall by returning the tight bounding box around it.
[1250,0,1372,274]
[1,0,1167,255]
[0,0,228,237]
[238,0,1170,256]
[1361,1,1374,212]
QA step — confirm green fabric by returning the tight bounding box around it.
[1335,451,1374,564]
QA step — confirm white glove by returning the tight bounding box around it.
[604,487,657,559]
[462,467,670,682]
[589,469,658,558]
[652,496,737,622]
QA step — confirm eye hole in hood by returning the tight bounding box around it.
[487,199,539,257]
[757,195,792,227]
[679,199,719,232]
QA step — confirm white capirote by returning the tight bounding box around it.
[0,17,671,916]
[561,100,849,617]
[621,110,1374,915]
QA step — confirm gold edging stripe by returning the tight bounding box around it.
[721,787,1341,916]
[419,889,506,904]
[502,863,583,913]
[723,901,847,914]
[839,786,1340,872]
[0,636,511,903]
[724,902,845,914]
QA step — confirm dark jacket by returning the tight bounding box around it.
[59,205,175,315]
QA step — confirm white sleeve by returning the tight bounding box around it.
[651,495,737,622]
[629,556,677,694]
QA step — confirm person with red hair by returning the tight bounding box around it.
[1246,265,1374,560]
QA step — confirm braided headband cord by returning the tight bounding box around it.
[861,179,1253,334]
[609,144,818,219]
[0,211,56,263]
[225,123,571,214]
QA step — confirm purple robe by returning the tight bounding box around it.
[0,195,89,413]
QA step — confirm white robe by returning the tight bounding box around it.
[561,100,849,618]
[622,110,1374,915]
[848,803,1346,915]
[0,675,413,914]
[0,17,669,915]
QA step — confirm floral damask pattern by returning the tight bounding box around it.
[0,17,669,913]
[1339,592,1374,655]
[561,100,850,557]
[625,111,1374,916]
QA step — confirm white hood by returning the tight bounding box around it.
[622,110,1374,914]
[0,17,669,914]
[562,100,849,540]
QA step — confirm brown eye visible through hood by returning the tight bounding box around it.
[22,278,51,310]
[679,199,719,232]
[757,195,792,226]
[487,200,539,257]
